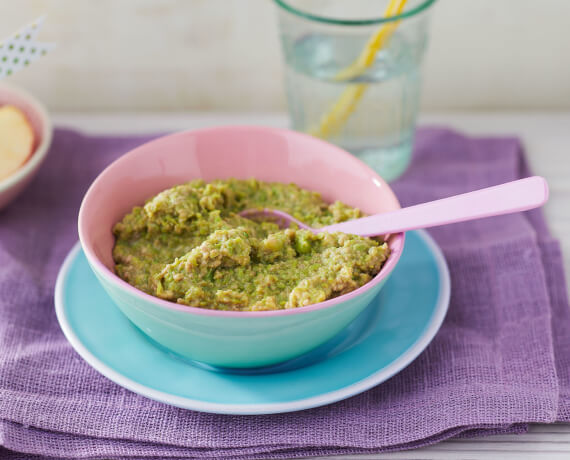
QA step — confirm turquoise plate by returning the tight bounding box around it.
[55,229,450,415]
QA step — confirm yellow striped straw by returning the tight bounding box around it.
[309,0,408,139]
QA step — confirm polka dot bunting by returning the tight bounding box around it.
[0,16,55,80]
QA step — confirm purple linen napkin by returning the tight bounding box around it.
[0,127,568,459]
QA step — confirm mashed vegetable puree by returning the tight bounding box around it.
[112,179,389,311]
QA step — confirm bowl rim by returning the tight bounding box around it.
[0,82,53,192]
[78,125,406,318]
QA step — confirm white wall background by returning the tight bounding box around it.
[2,0,569,112]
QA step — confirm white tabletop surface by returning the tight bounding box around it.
[52,111,570,460]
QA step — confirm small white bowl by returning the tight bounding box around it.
[0,83,52,210]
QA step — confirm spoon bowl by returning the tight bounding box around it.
[239,176,549,236]
[78,125,405,368]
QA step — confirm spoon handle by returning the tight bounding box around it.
[320,176,549,237]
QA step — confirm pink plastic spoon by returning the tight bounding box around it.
[239,176,549,237]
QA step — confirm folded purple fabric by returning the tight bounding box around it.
[0,127,568,459]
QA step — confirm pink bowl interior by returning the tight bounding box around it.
[0,86,44,156]
[79,126,404,310]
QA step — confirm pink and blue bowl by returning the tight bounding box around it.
[78,126,406,369]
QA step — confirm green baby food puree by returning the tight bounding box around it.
[113,179,390,311]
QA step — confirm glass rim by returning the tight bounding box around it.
[273,0,436,26]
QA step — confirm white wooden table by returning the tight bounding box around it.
[53,111,570,460]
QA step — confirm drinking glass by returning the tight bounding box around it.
[274,0,436,181]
